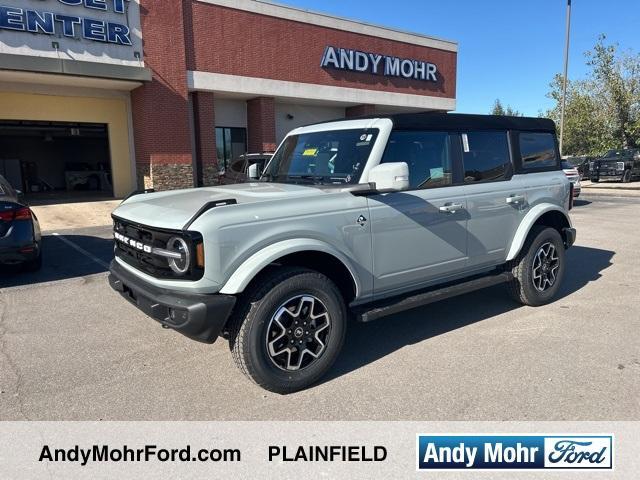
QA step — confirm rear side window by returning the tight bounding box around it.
[461,131,510,183]
[382,131,452,189]
[519,132,558,169]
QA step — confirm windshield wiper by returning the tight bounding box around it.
[261,173,290,182]
[287,175,327,184]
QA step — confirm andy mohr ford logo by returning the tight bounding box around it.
[417,435,613,470]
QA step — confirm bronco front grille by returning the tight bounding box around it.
[112,216,204,281]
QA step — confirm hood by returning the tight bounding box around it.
[598,155,627,163]
[112,182,325,230]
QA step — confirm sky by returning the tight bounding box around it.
[278,0,640,116]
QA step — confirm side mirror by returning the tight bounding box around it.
[367,162,409,192]
[15,189,25,202]
[247,162,261,180]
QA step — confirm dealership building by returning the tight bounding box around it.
[0,0,457,198]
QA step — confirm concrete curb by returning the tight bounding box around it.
[580,192,640,200]
[582,187,640,193]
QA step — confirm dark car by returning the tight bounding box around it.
[561,161,581,197]
[0,175,42,272]
[219,153,272,185]
[566,155,593,180]
[591,148,640,183]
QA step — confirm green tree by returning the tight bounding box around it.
[545,74,612,155]
[491,99,522,116]
[491,99,506,115]
[586,35,640,148]
[547,35,640,156]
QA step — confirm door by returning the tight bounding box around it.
[462,131,526,268]
[368,130,468,297]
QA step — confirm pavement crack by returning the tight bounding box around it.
[0,292,30,420]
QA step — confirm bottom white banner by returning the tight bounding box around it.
[0,421,638,479]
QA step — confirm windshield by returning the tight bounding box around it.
[603,149,624,158]
[263,128,379,185]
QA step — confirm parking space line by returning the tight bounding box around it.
[0,272,109,293]
[51,233,110,269]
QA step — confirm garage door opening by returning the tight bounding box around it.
[0,120,113,202]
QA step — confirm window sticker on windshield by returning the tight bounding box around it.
[302,148,318,156]
[359,133,374,142]
[462,133,470,153]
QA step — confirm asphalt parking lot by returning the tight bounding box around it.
[1,196,638,421]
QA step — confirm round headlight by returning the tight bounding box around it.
[167,236,190,275]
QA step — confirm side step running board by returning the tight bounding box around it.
[354,272,514,323]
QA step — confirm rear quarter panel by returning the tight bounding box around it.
[505,171,571,261]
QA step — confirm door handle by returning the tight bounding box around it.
[439,203,464,214]
[506,194,526,205]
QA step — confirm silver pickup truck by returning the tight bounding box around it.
[109,113,576,393]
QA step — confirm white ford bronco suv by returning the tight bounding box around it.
[109,113,576,393]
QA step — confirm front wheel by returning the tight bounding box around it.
[507,226,566,306]
[622,170,632,183]
[228,267,347,394]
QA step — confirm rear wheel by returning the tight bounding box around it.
[507,226,565,306]
[228,267,347,394]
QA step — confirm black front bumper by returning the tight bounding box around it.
[108,260,236,344]
[593,174,624,180]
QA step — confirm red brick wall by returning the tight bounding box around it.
[247,97,276,153]
[192,91,218,186]
[131,0,194,189]
[131,1,457,190]
[188,2,456,99]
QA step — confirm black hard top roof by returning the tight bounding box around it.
[347,112,557,132]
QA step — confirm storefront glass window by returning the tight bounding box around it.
[215,127,247,172]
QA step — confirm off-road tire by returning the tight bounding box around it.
[228,267,347,394]
[507,226,565,306]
